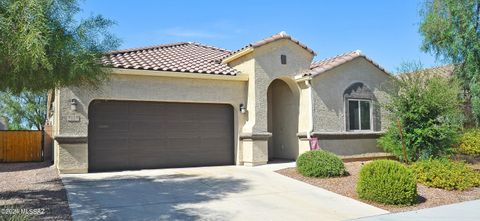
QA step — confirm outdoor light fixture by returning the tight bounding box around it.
[70,99,78,111]
[239,103,247,114]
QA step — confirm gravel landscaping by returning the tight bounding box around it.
[0,162,72,221]
[277,161,480,212]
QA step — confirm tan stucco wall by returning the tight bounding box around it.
[309,57,391,155]
[229,39,314,163]
[318,136,382,155]
[296,81,313,155]
[267,79,299,160]
[54,72,248,173]
[250,39,313,133]
[311,57,391,132]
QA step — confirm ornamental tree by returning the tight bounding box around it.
[0,0,119,94]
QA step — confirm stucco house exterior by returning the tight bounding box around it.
[47,32,392,173]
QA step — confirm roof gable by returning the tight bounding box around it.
[222,31,316,64]
[302,50,391,77]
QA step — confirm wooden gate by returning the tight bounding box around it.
[0,131,43,162]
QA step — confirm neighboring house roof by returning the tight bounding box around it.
[398,64,455,79]
[302,50,390,77]
[221,31,316,63]
[424,64,455,77]
[103,42,239,75]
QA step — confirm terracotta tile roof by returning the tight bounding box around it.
[103,42,239,75]
[303,50,390,77]
[221,31,316,62]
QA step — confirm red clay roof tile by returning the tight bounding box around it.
[303,50,390,77]
[102,42,238,75]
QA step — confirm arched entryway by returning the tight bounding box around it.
[267,78,299,161]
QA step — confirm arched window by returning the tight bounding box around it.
[344,83,375,131]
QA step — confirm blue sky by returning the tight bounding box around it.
[79,0,440,73]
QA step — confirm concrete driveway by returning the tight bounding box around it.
[61,163,387,221]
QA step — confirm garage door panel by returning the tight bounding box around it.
[90,102,129,120]
[160,129,201,138]
[196,126,231,137]
[90,148,130,169]
[129,110,170,121]
[91,121,129,138]
[90,138,129,149]
[127,123,165,138]
[89,100,234,172]
[128,138,169,152]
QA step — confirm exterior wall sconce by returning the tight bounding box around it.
[70,99,78,111]
[239,103,247,114]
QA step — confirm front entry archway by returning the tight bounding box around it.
[267,78,299,161]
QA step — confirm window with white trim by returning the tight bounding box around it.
[347,99,372,131]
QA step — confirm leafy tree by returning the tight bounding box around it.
[379,62,463,162]
[0,91,47,130]
[0,0,119,94]
[419,0,480,125]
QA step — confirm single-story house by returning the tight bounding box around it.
[47,32,392,173]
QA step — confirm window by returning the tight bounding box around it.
[344,82,375,131]
[280,55,287,64]
[348,99,371,131]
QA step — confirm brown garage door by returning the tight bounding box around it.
[88,100,234,172]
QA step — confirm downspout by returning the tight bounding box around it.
[305,79,314,139]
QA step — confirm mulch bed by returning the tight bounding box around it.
[0,162,72,220]
[276,161,480,212]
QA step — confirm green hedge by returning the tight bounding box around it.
[457,129,480,156]
[357,160,417,205]
[296,150,346,177]
[411,158,480,190]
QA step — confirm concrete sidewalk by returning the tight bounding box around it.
[62,163,387,221]
[352,200,480,221]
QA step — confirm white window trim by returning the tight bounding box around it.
[347,99,373,132]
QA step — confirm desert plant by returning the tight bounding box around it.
[456,129,480,156]
[411,158,480,190]
[420,0,480,124]
[357,160,417,205]
[379,62,463,162]
[296,150,346,177]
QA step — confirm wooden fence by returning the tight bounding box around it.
[0,131,43,162]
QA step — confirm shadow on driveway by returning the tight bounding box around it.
[63,173,250,220]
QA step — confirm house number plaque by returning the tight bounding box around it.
[67,115,81,122]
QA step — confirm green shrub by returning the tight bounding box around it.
[296,150,346,177]
[411,158,480,190]
[357,160,417,205]
[378,67,462,162]
[457,129,480,156]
